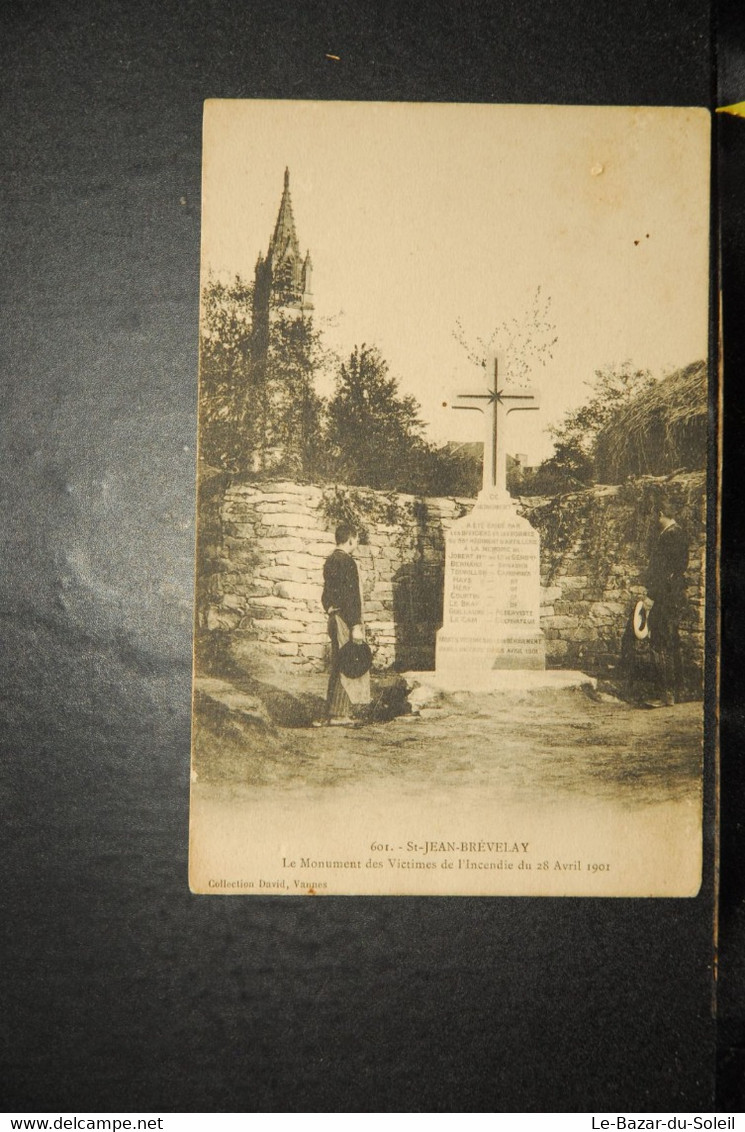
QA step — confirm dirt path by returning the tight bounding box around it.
[193,681,703,809]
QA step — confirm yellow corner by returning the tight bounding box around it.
[716,101,745,118]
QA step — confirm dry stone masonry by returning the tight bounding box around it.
[197,478,466,673]
[196,471,706,691]
[522,472,706,690]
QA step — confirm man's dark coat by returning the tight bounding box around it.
[322,548,362,628]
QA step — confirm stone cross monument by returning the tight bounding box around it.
[435,355,546,684]
[453,355,539,494]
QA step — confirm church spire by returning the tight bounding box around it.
[269,167,300,264]
[254,168,313,317]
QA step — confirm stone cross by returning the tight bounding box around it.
[453,355,539,494]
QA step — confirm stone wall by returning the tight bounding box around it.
[197,472,707,689]
[521,472,707,689]
[196,478,466,673]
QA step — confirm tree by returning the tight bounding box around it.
[325,345,428,491]
[416,443,482,498]
[516,364,657,494]
[266,313,327,480]
[198,276,327,478]
[519,443,596,495]
[543,364,655,487]
[198,275,258,472]
[453,286,558,384]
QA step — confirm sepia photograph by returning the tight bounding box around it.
[189,100,711,896]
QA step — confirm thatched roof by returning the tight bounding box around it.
[594,361,708,483]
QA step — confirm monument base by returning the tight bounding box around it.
[406,668,596,696]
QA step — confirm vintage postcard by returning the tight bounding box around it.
[189,101,711,896]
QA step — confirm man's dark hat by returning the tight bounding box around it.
[338,640,373,679]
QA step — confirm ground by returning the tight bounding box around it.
[190,668,704,897]
[192,669,703,806]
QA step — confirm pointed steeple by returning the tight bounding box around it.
[269,167,300,265]
[254,168,313,317]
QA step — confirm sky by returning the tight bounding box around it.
[201,101,710,463]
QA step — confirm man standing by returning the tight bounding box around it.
[322,523,371,723]
[645,504,690,707]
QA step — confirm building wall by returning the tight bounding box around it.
[197,473,706,688]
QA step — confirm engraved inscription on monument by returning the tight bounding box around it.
[436,497,546,675]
